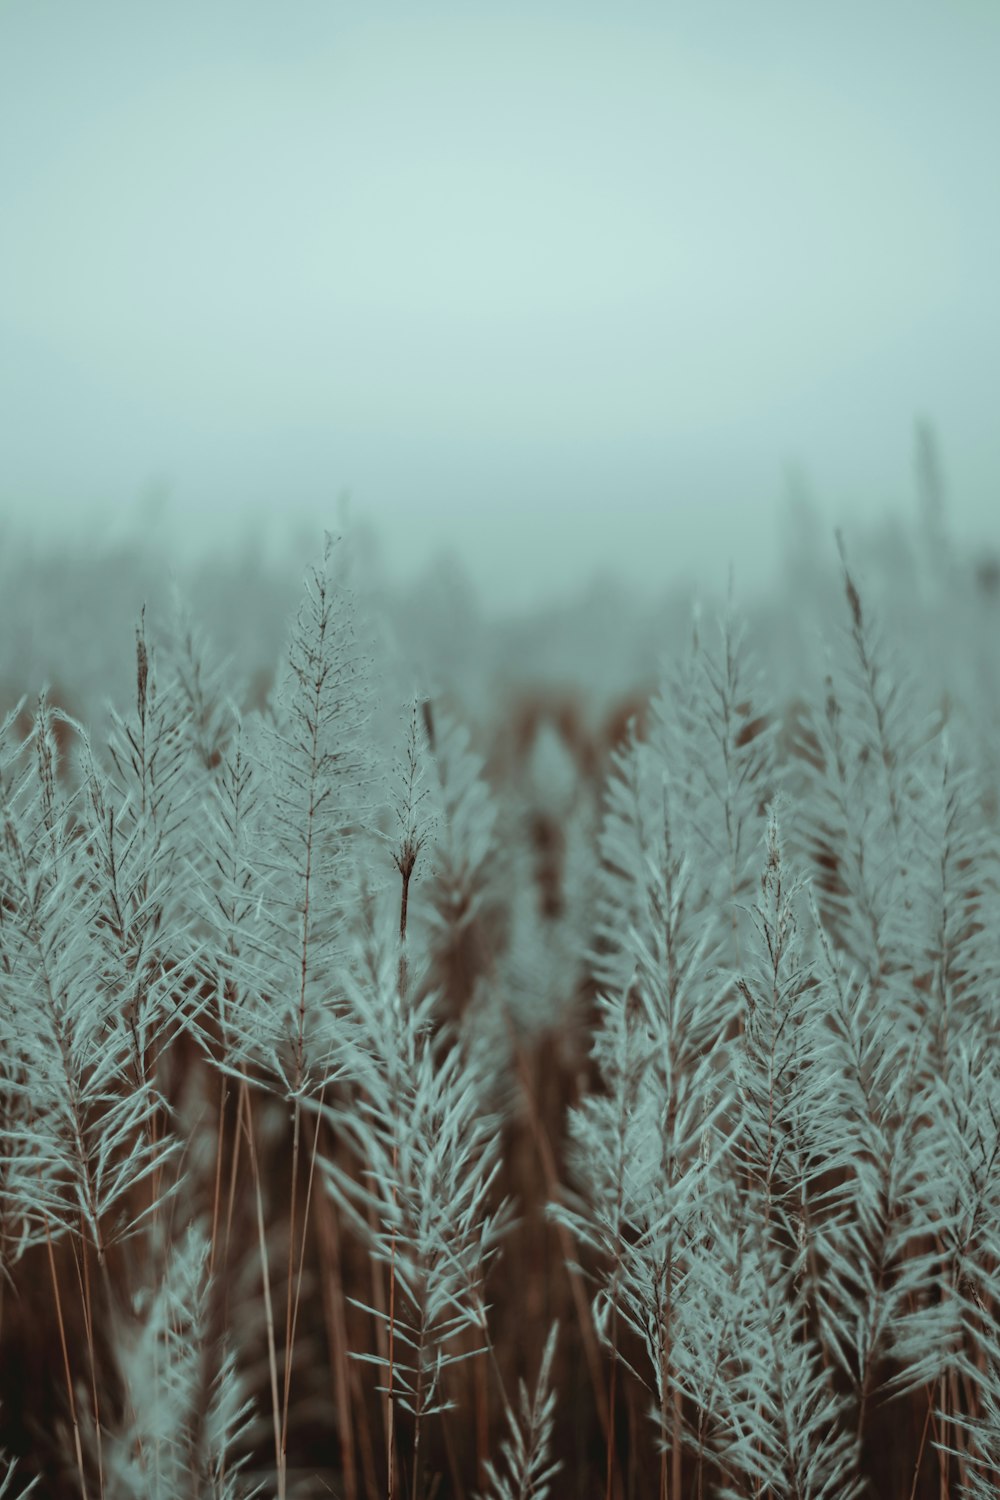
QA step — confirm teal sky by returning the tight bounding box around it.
[2,1,998,611]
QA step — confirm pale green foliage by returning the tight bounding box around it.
[107,1222,257,1500]
[213,532,375,1097]
[7,514,1000,1498]
[0,695,178,1258]
[478,1322,561,1500]
[317,919,513,1422]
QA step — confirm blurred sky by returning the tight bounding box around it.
[1,0,998,613]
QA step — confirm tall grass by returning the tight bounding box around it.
[1,509,1000,1499]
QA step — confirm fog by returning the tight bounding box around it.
[2,0,998,613]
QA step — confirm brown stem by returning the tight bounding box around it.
[508,1029,611,1445]
[76,1231,104,1496]
[209,1072,229,1279]
[605,1332,618,1500]
[387,1140,399,1500]
[474,1351,489,1491]
[671,1385,682,1500]
[243,1084,284,1500]
[281,1096,302,1471]
[46,1223,88,1500]
[908,1386,934,1500]
[315,1148,358,1500]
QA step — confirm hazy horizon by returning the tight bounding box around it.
[2,1,998,612]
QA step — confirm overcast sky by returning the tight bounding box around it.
[2,1,998,612]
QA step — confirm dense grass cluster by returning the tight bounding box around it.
[2,511,1000,1499]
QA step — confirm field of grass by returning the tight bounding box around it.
[2,499,1000,1499]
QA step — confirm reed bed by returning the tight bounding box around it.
[2,512,999,1500]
